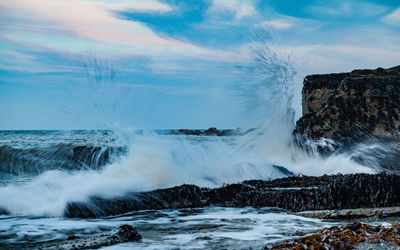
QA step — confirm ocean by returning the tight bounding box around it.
[0,130,380,249]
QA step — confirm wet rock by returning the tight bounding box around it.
[65,184,208,218]
[65,173,400,218]
[266,222,400,249]
[296,207,400,220]
[12,224,141,249]
[294,65,400,170]
[296,65,400,144]
[0,207,8,215]
[271,165,295,176]
[117,224,142,242]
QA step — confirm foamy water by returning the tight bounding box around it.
[0,206,343,249]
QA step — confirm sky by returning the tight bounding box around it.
[0,0,399,129]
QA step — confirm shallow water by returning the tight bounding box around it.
[0,207,343,249]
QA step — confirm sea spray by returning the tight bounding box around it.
[0,31,376,216]
[231,30,375,175]
[0,133,287,216]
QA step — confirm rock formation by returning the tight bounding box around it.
[64,173,400,218]
[295,65,400,144]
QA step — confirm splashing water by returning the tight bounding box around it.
[0,32,376,217]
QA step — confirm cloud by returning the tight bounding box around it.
[382,8,400,25]
[307,1,388,18]
[100,0,173,13]
[0,0,244,74]
[294,43,400,74]
[208,0,259,20]
[259,19,293,30]
[0,0,177,46]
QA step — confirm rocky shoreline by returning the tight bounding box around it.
[60,173,400,218]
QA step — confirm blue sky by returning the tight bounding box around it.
[0,0,399,129]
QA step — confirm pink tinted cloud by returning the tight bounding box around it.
[0,0,241,62]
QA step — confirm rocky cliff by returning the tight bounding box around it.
[295,65,400,144]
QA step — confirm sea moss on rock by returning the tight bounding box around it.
[266,222,400,250]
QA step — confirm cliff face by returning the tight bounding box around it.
[295,66,400,144]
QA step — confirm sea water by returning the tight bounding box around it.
[0,130,377,249]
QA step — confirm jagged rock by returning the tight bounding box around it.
[266,222,400,249]
[64,173,400,218]
[295,65,400,144]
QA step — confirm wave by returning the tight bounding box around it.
[0,143,128,177]
[0,132,376,216]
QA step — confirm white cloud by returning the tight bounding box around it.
[294,44,400,74]
[382,8,400,25]
[308,1,387,18]
[259,19,293,30]
[0,0,243,73]
[100,0,173,13]
[208,0,259,20]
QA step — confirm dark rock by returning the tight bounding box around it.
[117,224,142,242]
[294,65,400,170]
[65,184,208,218]
[271,165,295,176]
[296,207,400,220]
[0,207,8,215]
[296,65,400,144]
[9,224,141,249]
[294,66,400,143]
[204,127,220,135]
[65,173,400,218]
[169,127,254,136]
